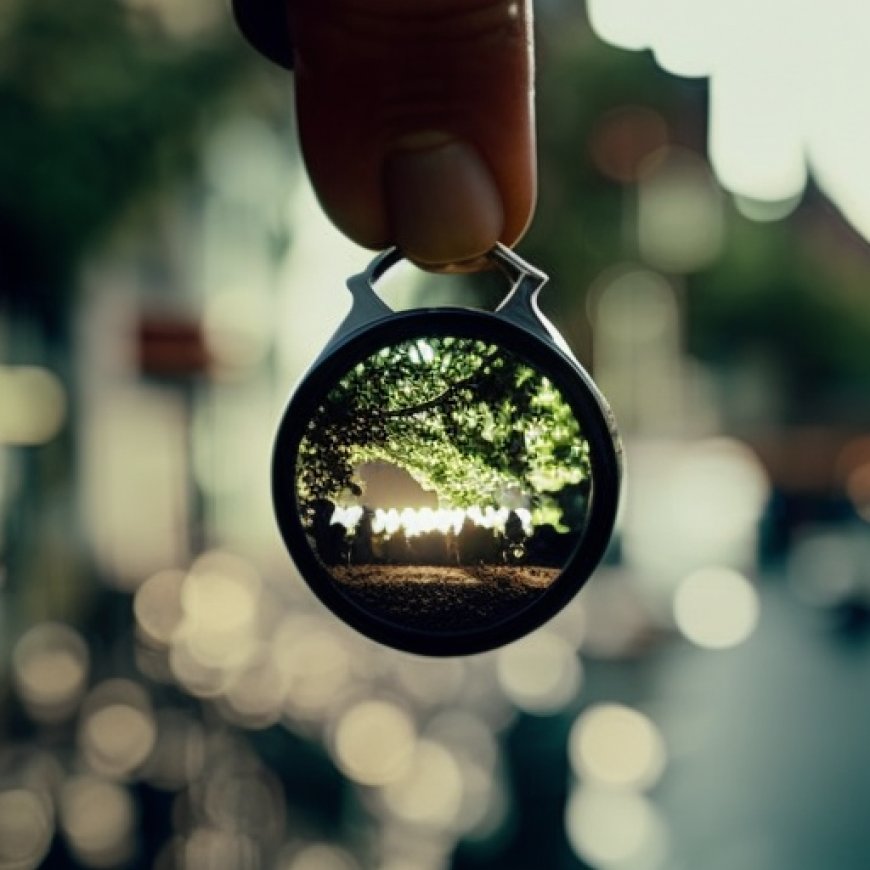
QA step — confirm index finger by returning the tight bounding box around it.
[235,0,537,270]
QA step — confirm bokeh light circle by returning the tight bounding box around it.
[332,700,416,786]
[673,567,760,650]
[496,631,582,715]
[0,789,53,870]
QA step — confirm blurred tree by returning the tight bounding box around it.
[0,0,259,624]
[0,0,251,319]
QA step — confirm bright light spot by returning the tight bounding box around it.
[79,680,157,779]
[497,632,582,715]
[60,776,134,867]
[673,567,760,649]
[367,506,531,537]
[12,623,89,723]
[638,147,724,273]
[569,704,666,791]
[178,551,261,670]
[333,700,416,786]
[0,366,66,445]
[332,505,363,528]
[383,740,464,829]
[624,438,770,582]
[565,785,669,869]
[133,569,185,647]
[418,340,435,364]
[0,789,53,870]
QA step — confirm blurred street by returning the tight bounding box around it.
[4,1,870,869]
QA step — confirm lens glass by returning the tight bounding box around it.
[291,335,592,635]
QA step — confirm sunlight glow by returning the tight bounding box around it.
[673,567,760,649]
[339,506,533,537]
[587,0,870,238]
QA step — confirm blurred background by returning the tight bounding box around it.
[4,1,870,868]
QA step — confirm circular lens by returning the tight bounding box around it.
[274,314,619,655]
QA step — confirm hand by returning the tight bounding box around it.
[285,0,537,270]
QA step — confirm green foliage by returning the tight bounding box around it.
[297,337,590,526]
[0,0,250,298]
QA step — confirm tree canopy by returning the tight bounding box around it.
[296,336,590,529]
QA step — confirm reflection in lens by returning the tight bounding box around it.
[293,336,592,634]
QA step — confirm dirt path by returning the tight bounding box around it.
[330,564,558,632]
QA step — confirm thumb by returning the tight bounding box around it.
[289,0,537,269]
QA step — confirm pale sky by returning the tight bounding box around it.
[587,0,870,239]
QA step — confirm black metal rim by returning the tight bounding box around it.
[272,307,621,656]
[231,0,293,69]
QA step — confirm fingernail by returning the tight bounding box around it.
[384,134,504,267]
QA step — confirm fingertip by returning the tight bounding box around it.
[384,136,505,268]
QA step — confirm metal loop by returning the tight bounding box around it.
[357,244,546,292]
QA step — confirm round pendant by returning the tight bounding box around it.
[272,246,622,656]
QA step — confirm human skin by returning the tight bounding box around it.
[288,0,537,270]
